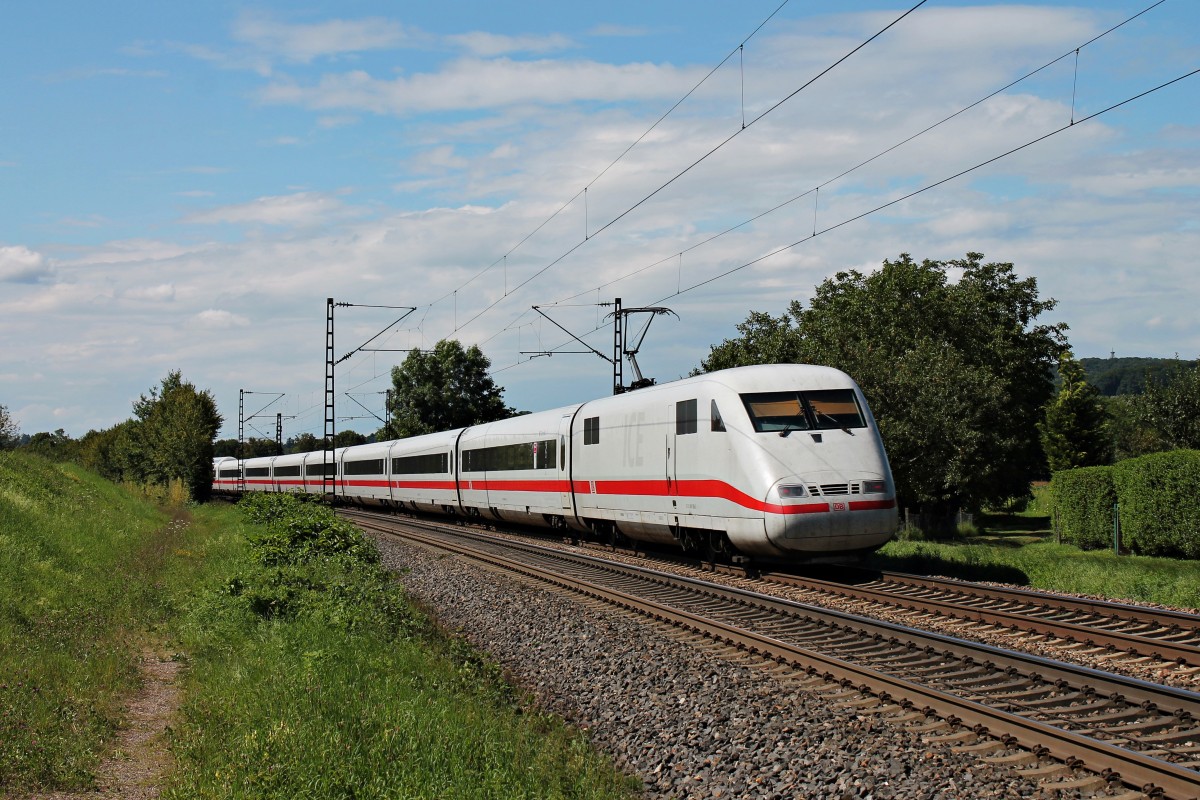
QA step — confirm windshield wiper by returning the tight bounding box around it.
[778,418,804,437]
[813,408,853,434]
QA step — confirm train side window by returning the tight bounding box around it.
[344,458,385,475]
[560,435,566,470]
[676,399,697,435]
[584,416,599,445]
[710,399,726,432]
[392,453,448,474]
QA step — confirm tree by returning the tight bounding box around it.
[76,425,126,481]
[128,371,224,501]
[0,404,18,449]
[1040,352,1112,471]
[382,340,512,439]
[1112,360,1200,458]
[700,253,1066,520]
[333,430,368,448]
[695,310,803,373]
[1080,356,1197,396]
[1142,361,1200,450]
[285,432,320,454]
[21,429,75,461]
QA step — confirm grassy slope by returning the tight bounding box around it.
[1,458,636,798]
[0,451,169,790]
[166,495,638,799]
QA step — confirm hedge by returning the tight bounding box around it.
[1051,466,1116,551]
[1112,450,1200,559]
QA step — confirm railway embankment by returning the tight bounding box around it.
[0,459,636,799]
[1,450,179,794]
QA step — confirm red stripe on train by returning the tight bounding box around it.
[215,475,895,516]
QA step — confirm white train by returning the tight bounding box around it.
[213,364,898,560]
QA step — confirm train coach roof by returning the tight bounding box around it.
[573,364,857,409]
[340,440,392,461]
[700,363,856,391]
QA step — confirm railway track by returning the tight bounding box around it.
[343,509,1200,799]
[759,567,1200,672]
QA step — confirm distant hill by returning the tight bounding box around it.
[1079,356,1198,396]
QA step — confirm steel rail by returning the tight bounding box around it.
[760,569,1200,667]
[818,566,1200,631]
[353,513,1200,799]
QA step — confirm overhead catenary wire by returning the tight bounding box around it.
[326,0,932,406]
[658,68,1200,302]
[445,1,930,339]
[489,65,1199,375]
[536,0,1170,311]
[421,0,794,312]
[310,0,1183,432]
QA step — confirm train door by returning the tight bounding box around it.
[671,397,699,502]
[558,413,573,510]
[665,403,676,496]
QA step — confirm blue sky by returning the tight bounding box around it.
[2,1,1197,440]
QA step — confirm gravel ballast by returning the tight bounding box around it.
[375,536,1059,800]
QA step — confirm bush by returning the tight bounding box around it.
[239,493,379,567]
[1051,466,1116,551]
[1112,450,1200,559]
[167,484,636,799]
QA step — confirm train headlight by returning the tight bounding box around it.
[777,484,808,498]
[862,480,887,494]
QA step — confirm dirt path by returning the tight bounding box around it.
[29,648,182,800]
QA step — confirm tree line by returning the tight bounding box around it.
[2,371,222,501]
[697,252,1200,526]
[4,251,1197,517]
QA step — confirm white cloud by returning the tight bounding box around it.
[447,32,574,57]
[1068,160,1200,197]
[4,3,1197,440]
[0,245,52,283]
[183,192,357,226]
[125,283,176,302]
[191,309,251,329]
[58,239,194,266]
[258,58,706,115]
[418,145,468,171]
[232,12,415,62]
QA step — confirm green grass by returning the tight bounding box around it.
[0,450,171,791]
[869,536,1200,610]
[872,482,1200,610]
[2,458,636,798]
[164,493,638,800]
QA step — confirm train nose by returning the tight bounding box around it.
[764,476,898,555]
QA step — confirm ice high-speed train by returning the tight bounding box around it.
[213,364,898,560]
